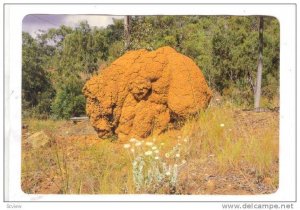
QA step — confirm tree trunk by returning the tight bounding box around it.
[124,16,131,50]
[254,16,264,110]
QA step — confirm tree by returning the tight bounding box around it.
[51,75,86,119]
[22,32,55,117]
[50,21,110,119]
[124,16,131,50]
[254,16,264,109]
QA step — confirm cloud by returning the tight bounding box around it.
[22,14,124,37]
[63,15,124,28]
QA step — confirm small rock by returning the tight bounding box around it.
[206,180,216,193]
[26,131,50,149]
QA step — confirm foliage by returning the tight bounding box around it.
[51,75,86,119]
[22,32,55,118]
[22,16,280,119]
[50,22,110,119]
[128,16,279,106]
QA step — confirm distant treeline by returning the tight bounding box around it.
[22,16,279,119]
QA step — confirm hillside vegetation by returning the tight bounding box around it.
[22,16,279,119]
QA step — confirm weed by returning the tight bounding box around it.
[124,137,187,193]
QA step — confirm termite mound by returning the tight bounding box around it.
[83,46,212,141]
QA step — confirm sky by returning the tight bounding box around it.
[22,14,124,37]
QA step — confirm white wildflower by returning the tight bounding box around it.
[135,142,142,147]
[130,148,135,153]
[154,156,159,160]
[183,137,189,142]
[129,138,137,143]
[152,146,157,150]
[145,151,153,156]
[154,150,159,154]
[166,171,171,176]
[165,153,170,158]
[123,144,130,149]
[146,142,153,146]
[175,153,180,158]
[132,161,137,166]
[181,160,187,164]
[220,123,225,127]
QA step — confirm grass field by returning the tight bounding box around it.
[21,103,279,194]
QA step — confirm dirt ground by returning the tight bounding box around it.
[21,109,279,195]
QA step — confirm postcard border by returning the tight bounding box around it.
[2,2,297,203]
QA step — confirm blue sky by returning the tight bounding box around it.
[22,14,124,37]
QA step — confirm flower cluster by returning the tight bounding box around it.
[123,136,188,193]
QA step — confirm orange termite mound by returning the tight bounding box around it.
[83,46,212,141]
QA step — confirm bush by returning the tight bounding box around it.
[51,76,86,119]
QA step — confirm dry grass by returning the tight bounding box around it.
[185,105,278,176]
[21,104,279,194]
[23,118,67,132]
[183,104,279,189]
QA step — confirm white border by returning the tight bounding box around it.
[4,3,296,202]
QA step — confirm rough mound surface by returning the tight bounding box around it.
[83,46,212,140]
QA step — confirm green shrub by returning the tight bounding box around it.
[51,75,86,119]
